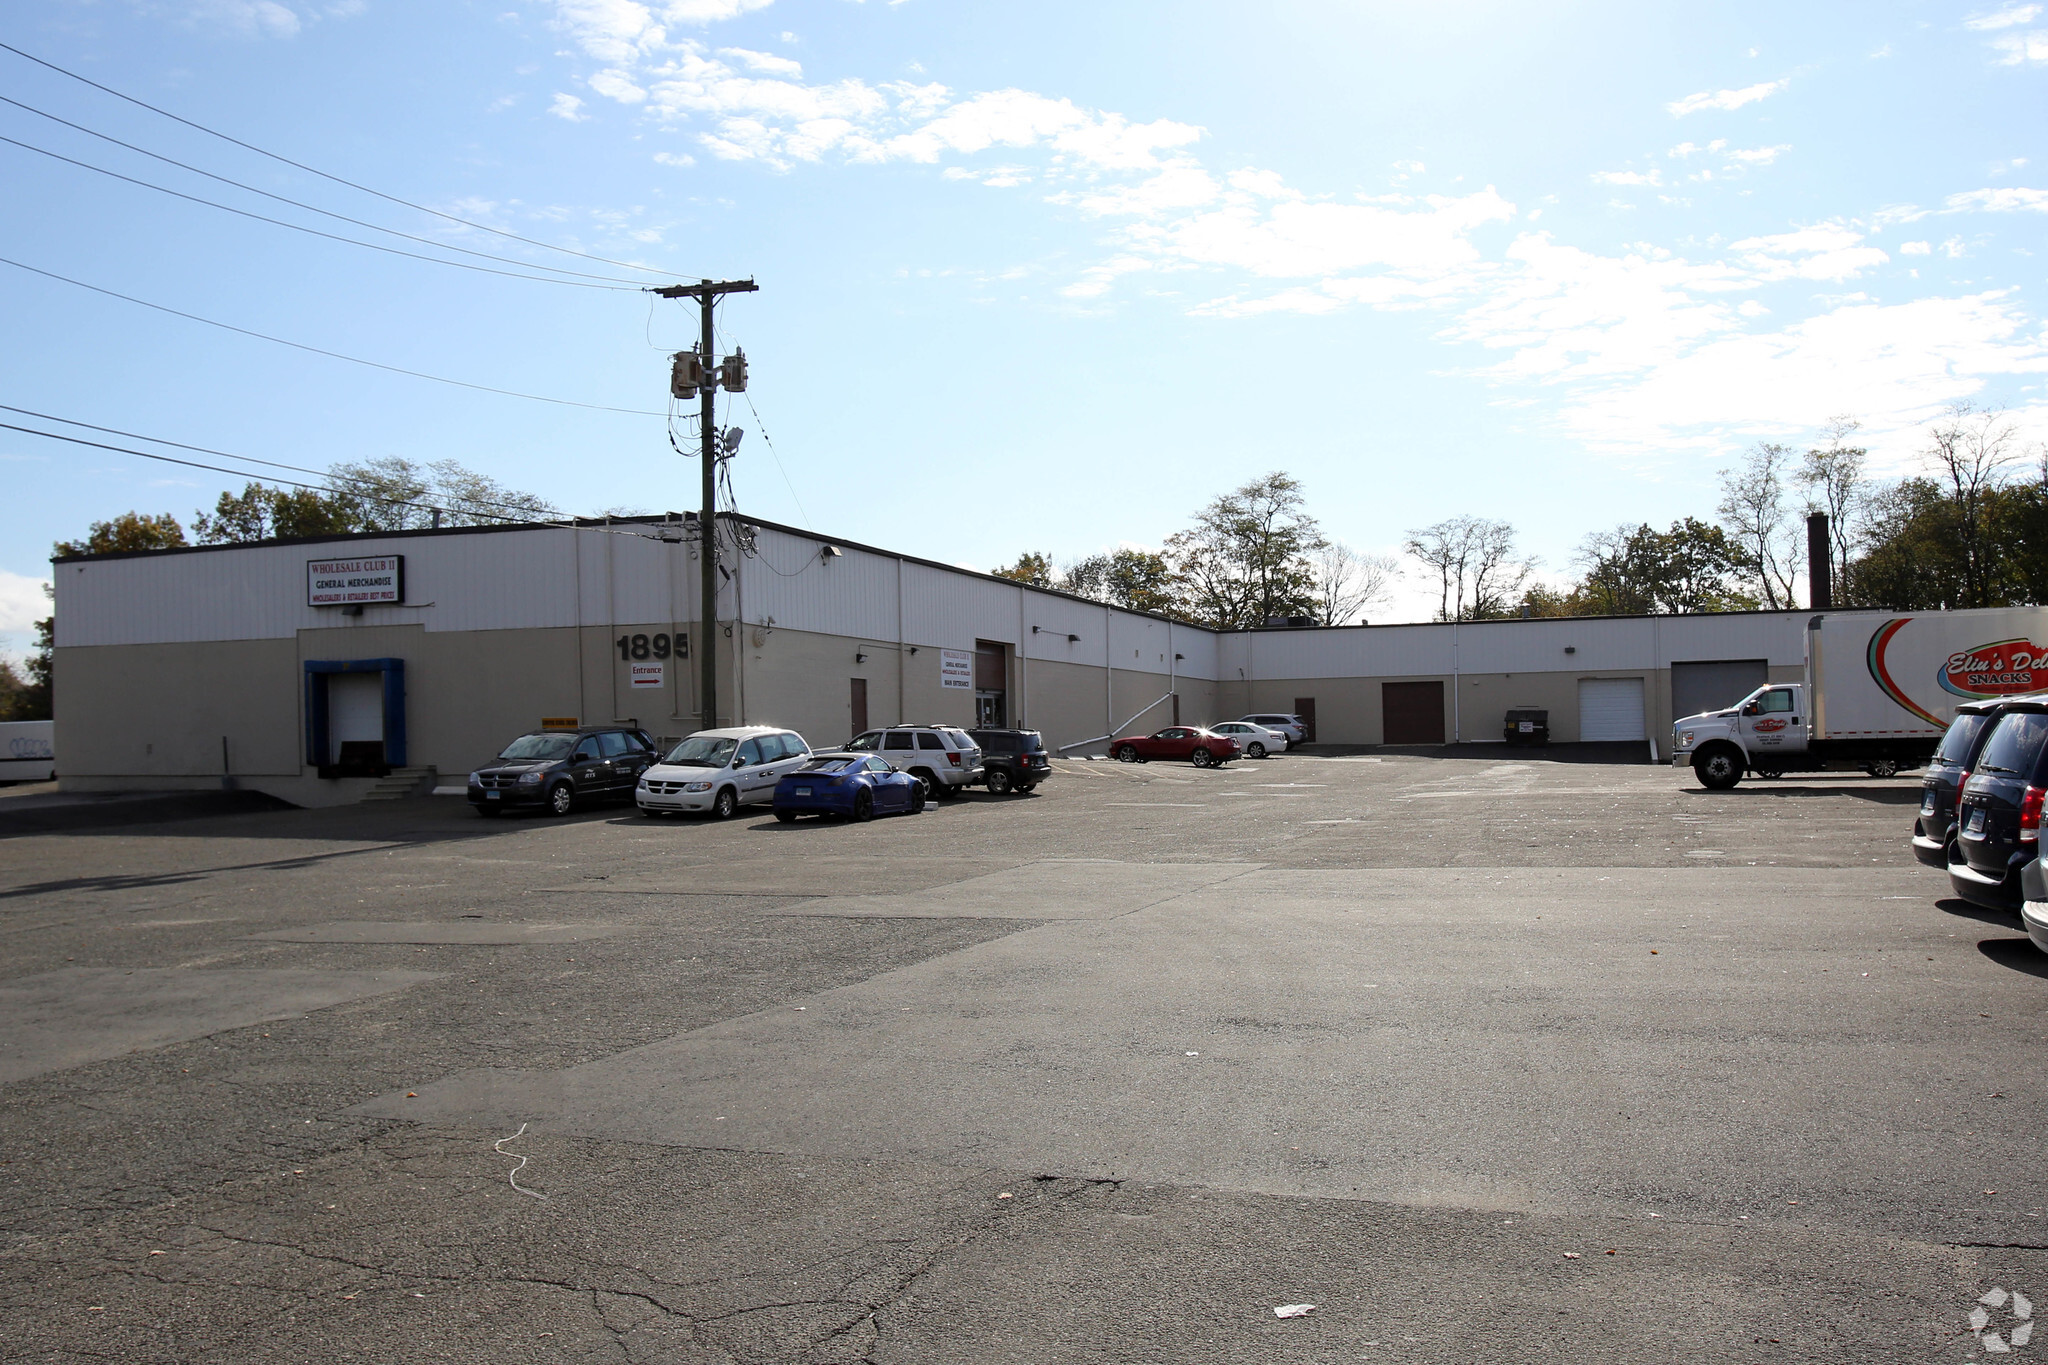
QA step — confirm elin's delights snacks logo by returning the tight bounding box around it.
[1867,619,2047,726]
[1941,639,2047,699]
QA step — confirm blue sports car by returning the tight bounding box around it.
[773,752,924,822]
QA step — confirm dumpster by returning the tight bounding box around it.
[1503,707,1549,745]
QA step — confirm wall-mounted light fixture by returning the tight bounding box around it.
[1564,646,1577,654]
[820,544,842,561]
[855,650,868,663]
[1067,633,1080,642]
[907,646,919,656]
[1175,653,1185,661]
[1031,625,1042,634]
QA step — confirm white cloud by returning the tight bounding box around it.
[588,69,647,103]
[1666,79,1788,116]
[1543,292,2048,461]
[653,150,696,167]
[1947,186,2048,213]
[0,570,48,666]
[1729,222,1889,281]
[1991,29,2048,62]
[1131,188,1516,283]
[1592,168,1662,186]
[183,0,302,36]
[720,46,802,76]
[1899,240,1933,255]
[1667,140,1726,158]
[1966,4,2042,29]
[1724,144,1791,165]
[549,92,590,121]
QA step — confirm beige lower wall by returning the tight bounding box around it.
[1228,662,1802,746]
[56,622,1795,804]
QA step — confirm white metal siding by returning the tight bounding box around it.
[1578,678,1647,741]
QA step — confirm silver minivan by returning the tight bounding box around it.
[637,726,812,819]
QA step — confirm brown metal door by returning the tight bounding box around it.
[1381,681,1444,745]
[1293,697,1316,744]
[849,678,868,738]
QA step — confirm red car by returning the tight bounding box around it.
[1109,726,1240,767]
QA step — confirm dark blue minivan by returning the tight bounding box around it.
[1949,700,2048,913]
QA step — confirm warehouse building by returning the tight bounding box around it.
[50,512,1809,806]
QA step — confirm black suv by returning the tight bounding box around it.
[969,728,1051,795]
[468,726,658,817]
[1912,698,2023,868]
[1948,700,2048,909]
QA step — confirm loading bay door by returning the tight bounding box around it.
[1382,681,1444,745]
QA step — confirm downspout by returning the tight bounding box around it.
[733,525,746,726]
[605,516,615,722]
[1451,616,1461,745]
[572,523,586,725]
[1104,604,1114,740]
[896,555,906,724]
[1017,583,1028,728]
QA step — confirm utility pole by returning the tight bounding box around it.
[652,278,756,729]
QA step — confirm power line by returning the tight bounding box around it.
[0,256,667,416]
[0,40,690,281]
[2,408,553,522]
[0,95,653,287]
[0,133,642,292]
[4,418,674,537]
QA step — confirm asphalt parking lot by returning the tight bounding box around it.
[1,748,2042,1362]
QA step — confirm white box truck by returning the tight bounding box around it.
[1672,607,2048,790]
[0,719,54,783]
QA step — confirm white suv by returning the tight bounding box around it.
[845,725,983,800]
[637,726,811,819]
[1239,714,1307,749]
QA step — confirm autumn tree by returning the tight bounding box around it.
[1163,472,1323,629]
[1716,442,1801,608]
[1309,542,1398,625]
[53,512,187,558]
[1402,516,1533,621]
[992,552,1056,588]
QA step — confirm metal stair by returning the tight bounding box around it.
[360,767,436,802]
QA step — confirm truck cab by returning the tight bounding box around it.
[1673,684,1807,790]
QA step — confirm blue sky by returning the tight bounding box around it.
[3,0,2046,656]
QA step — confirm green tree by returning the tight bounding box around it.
[1575,519,1757,615]
[1164,472,1324,629]
[1062,548,1181,616]
[12,605,53,721]
[992,551,1056,588]
[190,458,558,544]
[53,511,187,559]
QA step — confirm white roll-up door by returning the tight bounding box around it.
[328,673,385,762]
[1578,677,1646,742]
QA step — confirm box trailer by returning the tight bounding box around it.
[1671,607,2048,789]
[0,719,54,783]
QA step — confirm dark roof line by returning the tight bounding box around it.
[52,510,1831,631]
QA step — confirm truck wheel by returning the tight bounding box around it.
[987,768,1014,795]
[1864,759,1900,778]
[1693,749,1742,791]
